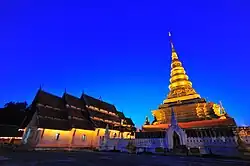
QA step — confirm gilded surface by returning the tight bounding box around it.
[167,87,198,99]
[152,102,204,124]
[163,34,200,104]
[196,103,206,119]
[238,128,250,136]
[212,103,226,117]
[149,34,231,128]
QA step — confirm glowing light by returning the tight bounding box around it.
[163,94,201,104]
[171,66,184,71]
[82,135,87,141]
[169,81,192,89]
[170,75,189,83]
[162,36,202,103]
[55,133,60,140]
[0,137,22,139]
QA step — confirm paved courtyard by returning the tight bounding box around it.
[0,151,249,166]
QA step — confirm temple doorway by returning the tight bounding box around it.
[173,131,180,149]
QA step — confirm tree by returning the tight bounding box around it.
[0,101,28,126]
[4,101,28,111]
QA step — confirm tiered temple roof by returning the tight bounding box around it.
[20,89,135,132]
[117,111,126,119]
[34,90,65,109]
[63,93,95,130]
[125,117,135,126]
[82,94,117,113]
[32,90,70,130]
[81,94,122,129]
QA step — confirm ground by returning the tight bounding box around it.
[0,151,250,166]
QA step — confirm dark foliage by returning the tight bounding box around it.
[0,101,28,126]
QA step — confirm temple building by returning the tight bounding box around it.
[143,32,236,131]
[0,125,23,145]
[103,108,241,156]
[2,32,249,157]
[18,89,135,150]
[100,33,250,157]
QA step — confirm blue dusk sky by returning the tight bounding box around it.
[0,1,250,128]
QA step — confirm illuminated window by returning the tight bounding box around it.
[82,134,87,141]
[55,133,60,140]
[113,133,117,138]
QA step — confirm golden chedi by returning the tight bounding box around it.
[143,32,236,131]
[165,32,200,104]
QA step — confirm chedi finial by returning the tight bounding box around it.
[168,32,174,50]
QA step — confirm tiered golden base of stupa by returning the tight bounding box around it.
[146,98,236,131]
[143,32,235,131]
[164,87,201,103]
[152,98,231,125]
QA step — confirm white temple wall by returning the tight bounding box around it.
[100,135,240,156]
[186,136,238,148]
[102,138,166,153]
[136,138,165,153]
[186,136,239,156]
[101,138,135,152]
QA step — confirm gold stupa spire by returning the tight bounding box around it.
[164,32,201,104]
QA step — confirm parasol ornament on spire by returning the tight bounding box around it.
[168,32,174,50]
